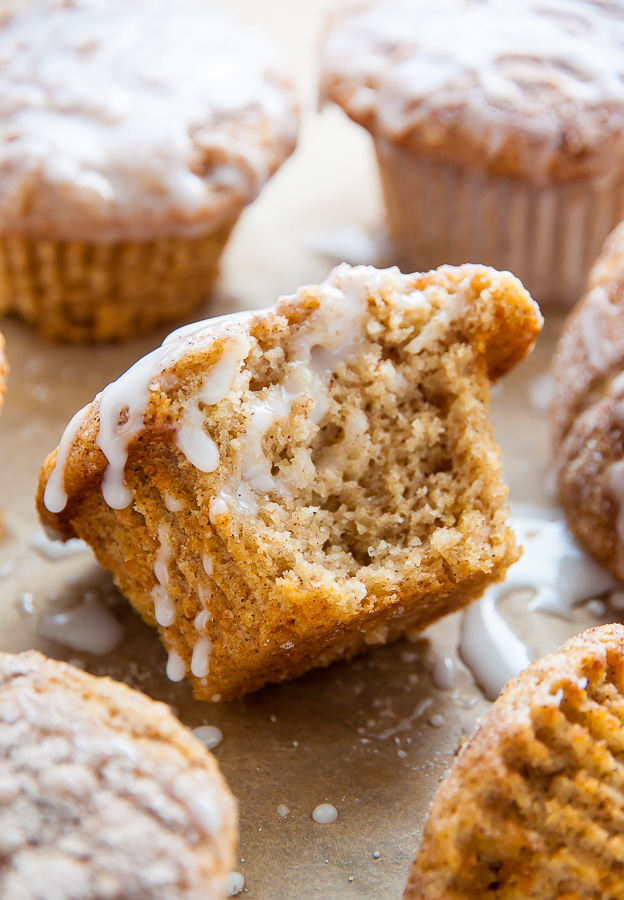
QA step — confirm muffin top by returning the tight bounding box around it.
[322,0,624,181]
[0,0,298,242]
[0,650,237,899]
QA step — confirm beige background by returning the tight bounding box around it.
[0,1,614,897]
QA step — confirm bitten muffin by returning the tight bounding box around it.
[0,0,297,343]
[0,650,237,900]
[36,263,541,701]
[552,221,624,581]
[405,624,624,900]
[322,0,624,307]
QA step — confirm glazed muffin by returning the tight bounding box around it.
[552,221,624,580]
[0,650,237,900]
[0,0,297,343]
[36,262,541,700]
[322,0,624,307]
[405,624,624,899]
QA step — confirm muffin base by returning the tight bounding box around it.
[375,138,624,307]
[0,218,238,343]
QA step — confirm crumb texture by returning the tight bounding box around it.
[552,221,624,580]
[405,624,624,900]
[0,651,237,900]
[37,263,541,700]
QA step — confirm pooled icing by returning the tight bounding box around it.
[323,0,624,176]
[0,0,297,242]
[459,511,619,700]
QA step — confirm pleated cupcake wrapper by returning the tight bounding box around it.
[375,137,624,306]
[0,216,238,343]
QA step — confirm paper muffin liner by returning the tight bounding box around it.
[0,217,238,343]
[375,137,624,306]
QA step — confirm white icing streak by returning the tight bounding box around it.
[0,0,297,241]
[166,648,185,682]
[216,263,401,515]
[176,332,251,472]
[43,404,90,513]
[44,313,254,515]
[323,0,624,173]
[191,637,212,678]
[459,513,618,700]
[44,264,401,522]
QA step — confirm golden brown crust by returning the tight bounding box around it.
[405,624,624,900]
[552,222,624,579]
[0,650,237,900]
[36,264,541,700]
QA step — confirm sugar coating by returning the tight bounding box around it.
[405,624,624,899]
[0,651,237,900]
[37,263,542,701]
[0,0,297,241]
[553,221,624,581]
[322,0,624,180]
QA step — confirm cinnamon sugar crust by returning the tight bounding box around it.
[552,222,624,579]
[36,263,542,700]
[0,650,237,900]
[405,624,624,900]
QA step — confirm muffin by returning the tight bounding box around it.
[0,650,237,900]
[0,329,7,411]
[321,0,624,307]
[552,221,624,580]
[36,262,541,700]
[0,0,297,343]
[405,624,624,900]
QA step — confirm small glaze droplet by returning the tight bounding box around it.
[312,803,338,824]
[166,648,186,682]
[225,872,245,896]
[277,804,289,817]
[431,654,455,690]
[193,725,223,749]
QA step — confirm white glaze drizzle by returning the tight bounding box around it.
[163,493,185,512]
[191,637,212,679]
[45,264,414,524]
[0,0,297,241]
[459,512,619,700]
[323,0,624,174]
[209,263,401,517]
[29,530,89,560]
[43,404,90,513]
[151,586,175,628]
[192,725,223,750]
[153,523,171,588]
[165,648,185,682]
[176,332,252,472]
[44,314,254,514]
